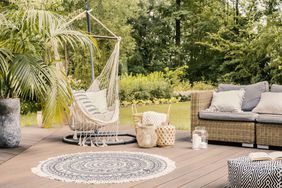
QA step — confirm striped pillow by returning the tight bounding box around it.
[73,90,101,115]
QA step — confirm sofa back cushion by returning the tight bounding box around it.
[271,84,282,92]
[252,92,282,115]
[206,90,245,113]
[218,81,269,111]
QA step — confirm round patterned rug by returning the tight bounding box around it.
[32,151,175,184]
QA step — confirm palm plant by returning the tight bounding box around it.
[0,1,97,126]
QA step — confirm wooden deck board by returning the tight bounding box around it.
[0,127,56,165]
[203,175,228,188]
[0,125,276,188]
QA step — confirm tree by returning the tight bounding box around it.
[200,0,282,84]
[128,0,179,74]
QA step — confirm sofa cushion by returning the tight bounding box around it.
[271,84,282,92]
[199,111,258,122]
[206,90,245,113]
[252,92,282,115]
[218,81,269,111]
[256,114,282,124]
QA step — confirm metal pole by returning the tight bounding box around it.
[85,0,95,81]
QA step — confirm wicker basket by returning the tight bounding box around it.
[131,104,171,132]
[132,112,143,128]
[136,124,158,148]
[156,125,176,147]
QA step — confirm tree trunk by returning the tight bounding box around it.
[235,0,239,25]
[175,0,181,46]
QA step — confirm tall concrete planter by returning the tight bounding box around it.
[0,98,21,148]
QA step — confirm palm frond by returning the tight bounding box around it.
[48,26,98,51]
[8,54,51,99]
[0,43,12,74]
[9,0,64,12]
[0,13,17,30]
[26,9,64,33]
[42,67,72,127]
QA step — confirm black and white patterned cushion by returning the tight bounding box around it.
[227,156,282,188]
[73,90,101,115]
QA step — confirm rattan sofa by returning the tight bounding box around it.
[191,89,282,148]
[256,123,282,147]
[191,91,255,146]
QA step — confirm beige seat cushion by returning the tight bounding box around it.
[256,114,282,124]
[199,111,258,122]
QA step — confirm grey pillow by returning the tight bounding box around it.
[271,84,282,92]
[218,81,269,111]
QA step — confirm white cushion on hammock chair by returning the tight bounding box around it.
[73,90,101,115]
[85,89,108,113]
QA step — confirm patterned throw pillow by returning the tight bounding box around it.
[73,90,101,115]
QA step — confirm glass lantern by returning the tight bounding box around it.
[192,126,208,150]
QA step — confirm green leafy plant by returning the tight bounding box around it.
[0,2,97,126]
[192,81,215,90]
[120,97,181,107]
[120,72,173,102]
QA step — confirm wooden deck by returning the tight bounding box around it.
[0,126,271,188]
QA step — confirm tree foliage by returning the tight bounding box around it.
[127,0,281,84]
[199,0,282,84]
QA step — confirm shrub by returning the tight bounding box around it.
[173,81,192,91]
[120,72,173,102]
[120,97,181,107]
[192,81,215,90]
[21,100,42,115]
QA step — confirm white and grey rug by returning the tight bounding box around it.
[32,151,176,184]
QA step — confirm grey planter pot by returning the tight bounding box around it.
[0,98,21,148]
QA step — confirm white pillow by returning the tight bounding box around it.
[252,92,282,114]
[206,89,245,112]
[85,89,108,113]
[73,90,101,115]
[142,111,168,128]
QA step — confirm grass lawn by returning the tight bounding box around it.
[21,112,38,127]
[21,102,191,130]
[120,102,190,130]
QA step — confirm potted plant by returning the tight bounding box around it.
[0,1,96,147]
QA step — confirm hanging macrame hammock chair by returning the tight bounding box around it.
[63,11,136,146]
